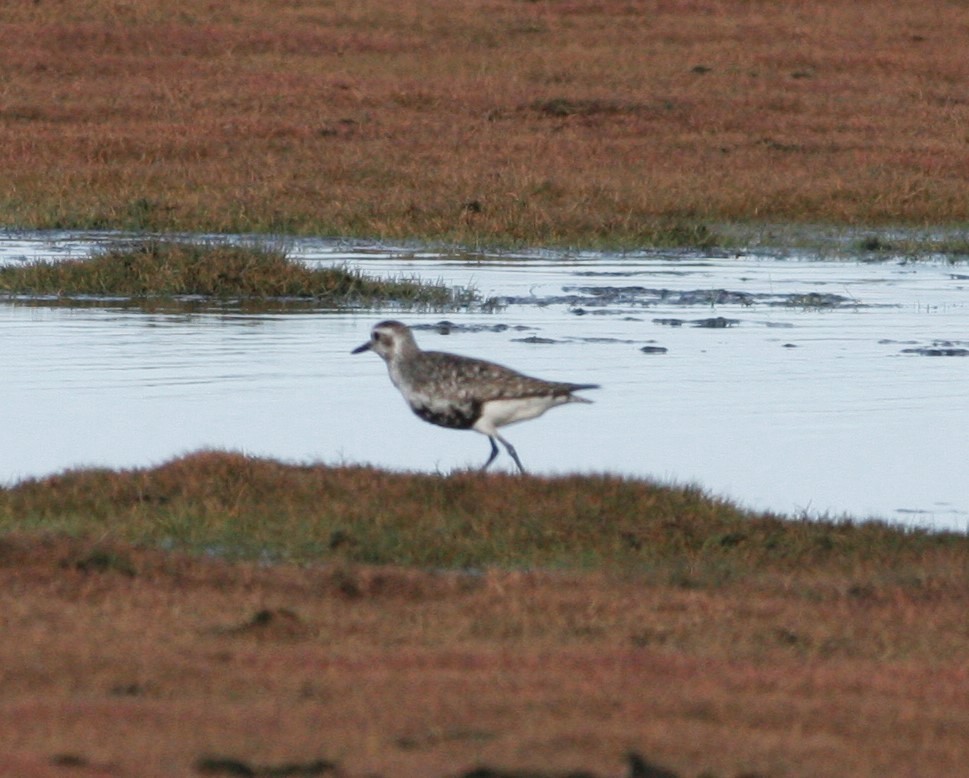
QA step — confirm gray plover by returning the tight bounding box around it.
[352,320,599,473]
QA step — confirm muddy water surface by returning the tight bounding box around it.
[2,231,967,530]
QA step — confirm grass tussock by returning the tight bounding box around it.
[0,240,476,307]
[2,451,965,582]
[1,1,968,245]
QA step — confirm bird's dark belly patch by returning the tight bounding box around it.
[412,403,478,430]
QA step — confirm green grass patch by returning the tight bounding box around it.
[0,240,479,309]
[1,451,965,585]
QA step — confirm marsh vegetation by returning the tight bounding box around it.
[1,453,968,776]
[1,1,968,246]
[6,451,965,572]
[0,240,478,309]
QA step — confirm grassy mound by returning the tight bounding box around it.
[0,240,477,307]
[2,451,964,580]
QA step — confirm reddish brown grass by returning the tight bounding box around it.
[0,533,967,777]
[1,1,968,243]
[1,452,968,776]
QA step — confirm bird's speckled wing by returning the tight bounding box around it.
[404,351,589,401]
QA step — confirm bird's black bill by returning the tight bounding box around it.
[351,342,372,354]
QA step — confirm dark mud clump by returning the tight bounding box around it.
[901,340,969,357]
[512,335,561,344]
[499,286,859,314]
[220,608,312,640]
[653,317,740,328]
[413,320,535,335]
[195,756,339,776]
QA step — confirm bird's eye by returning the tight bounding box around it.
[372,332,380,342]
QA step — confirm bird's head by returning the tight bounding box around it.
[351,320,417,362]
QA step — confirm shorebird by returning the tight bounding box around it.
[352,320,599,473]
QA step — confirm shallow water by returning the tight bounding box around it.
[2,230,968,531]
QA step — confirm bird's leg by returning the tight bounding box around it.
[482,437,500,471]
[497,434,526,474]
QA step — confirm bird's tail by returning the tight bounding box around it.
[567,384,599,403]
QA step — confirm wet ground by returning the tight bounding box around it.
[2,230,967,530]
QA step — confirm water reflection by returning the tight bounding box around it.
[1,230,967,531]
